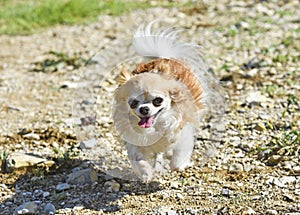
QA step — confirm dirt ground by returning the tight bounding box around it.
[0,1,299,214]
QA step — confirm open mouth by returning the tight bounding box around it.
[138,108,163,128]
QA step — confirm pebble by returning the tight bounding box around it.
[292,166,300,173]
[283,194,295,202]
[242,207,256,215]
[228,163,243,173]
[221,188,232,197]
[5,153,55,170]
[43,191,50,198]
[167,210,177,215]
[14,201,39,215]
[245,91,268,104]
[66,168,98,185]
[104,180,121,192]
[56,183,70,192]
[79,139,97,149]
[176,193,184,199]
[44,203,56,214]
[272,178,286,188]
[23,132,40,140]
[266,155,282,165]
[266,209,278,215]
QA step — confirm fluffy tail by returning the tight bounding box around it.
[133,21,207,71]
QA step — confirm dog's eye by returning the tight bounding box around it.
[152,97,164,107]
[129,99,139,109]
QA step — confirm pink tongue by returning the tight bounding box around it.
[138,116,155,128]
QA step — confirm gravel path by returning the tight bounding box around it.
[0,1,299,214]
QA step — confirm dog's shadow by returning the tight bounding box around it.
[0,157,162,214]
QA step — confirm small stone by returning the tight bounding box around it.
[280,176,296,184]
[66,168,98,185]
[167,210,177,215]
[266,155,282,166]
[73,205,84,211]
[56,183,70,192]
[253,123,266,132]
[246,68,258,77]
[51,142,59,149]
[221,188,232,197]
[14,201,39,215]
[242,207,256,215]
[43,192,50,198]
[246,91,267,104]
[268,67,277,75]
[44,203,56,214]
[5,153,54,171]
[292,166,300,173]
[228,163,243,173]
[236,84,243,90]
[176,193,183,199]
[23,132,40,140]
[266,210,278,215]
[283,194,295,202]
[79,139,97,149]
[104,180,121,192]
[272,178,286,188]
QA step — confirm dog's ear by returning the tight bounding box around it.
[169,88,187,104]
[117,68,132,85]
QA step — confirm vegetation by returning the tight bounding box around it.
[0,0,188,35]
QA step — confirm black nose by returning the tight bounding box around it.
[139,106,150,116]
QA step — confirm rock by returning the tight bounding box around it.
[43,191,50,198]
[245,91,268,105]
[23,132,40,140]
[221,188,232,197]
[283,194,295,202]
[14,201,39,215]
[44,203,56,214]
[272,178,286,188]
[253,123,266,132]
[292,166,300,173]
[246,68,258,77]
[5,153,55,171]
[79,139,97,149]
[66,168,98,185]
[228,163,243,173]
[266,209,278,215]
[56,183,70,192]
[266,155,282,166]
[176,193,184,199]
[280,176,296,184]
[242,207,256,215]
[104,180,121,192]
[167,210,177,215]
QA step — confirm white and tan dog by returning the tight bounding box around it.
[112,22,211,181]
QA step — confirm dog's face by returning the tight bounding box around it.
[114,72,193,131]
[128,90,171,128]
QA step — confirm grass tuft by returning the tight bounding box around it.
[0,0,192,35]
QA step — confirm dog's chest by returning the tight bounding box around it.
[140,129,180,154]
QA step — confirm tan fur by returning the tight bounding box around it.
[132,59,203,109]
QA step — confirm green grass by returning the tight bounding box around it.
[0,0,189,35]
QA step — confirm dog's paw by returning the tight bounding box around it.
[170,160,194,171]
[132,160,155,182]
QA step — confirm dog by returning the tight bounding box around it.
[112,22,210,181]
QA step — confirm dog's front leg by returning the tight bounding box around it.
[170,123,194,170]
[126,143,155,181]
